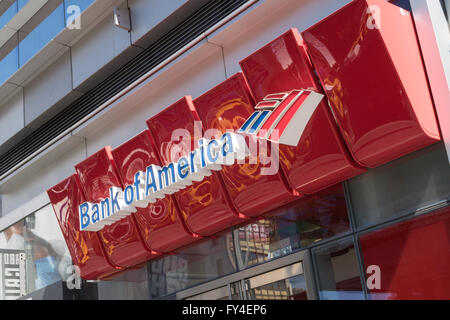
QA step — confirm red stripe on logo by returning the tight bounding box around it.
[256,91,300,138]
[264,93,288,100]
[255,100,278,110]
[269,91,311,141]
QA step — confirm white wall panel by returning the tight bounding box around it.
[23,48,74,126]
[71,12,133,90]
[0,87,24,146]
[129,0,188,45]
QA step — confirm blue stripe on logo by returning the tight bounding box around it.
[239,111,261,132]
[248,110,270,134]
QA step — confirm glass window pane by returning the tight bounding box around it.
[245,263,308,300]
[0,205,72,299]
[360,205,450,300]
[247,274,307,300]
[19,3,65,66]
[0,46,19,85]
[96,265,150,300]
[313,237,364,300]
[234,183,350,269]
[64,0,95,14]
[0,1,17,28]
[148,231,236,299]
[186,286,229,300]
[348,143,450,229]
[18,0,29,11]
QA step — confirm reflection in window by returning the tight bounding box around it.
[347,143,450,229]
[234,183,350,269]
[245,263,308,300]
[313,237,364,300]
[247,274,307,300]
[148,232,236,299]
[0,205,71,299]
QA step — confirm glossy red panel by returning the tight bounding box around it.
[193,73,298,216]
[302,0,440,168]
[147,97,246,236]
[360,206,450,299]
[111,130,198,253]
[240,28,364,194]
[75,147,154,268]
[47,175,119,280]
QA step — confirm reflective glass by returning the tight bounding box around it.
[247,274,307,300]
[0,46,19,85]
[347,143,450,229]
[19,3,65,66]
[64,0,95,15]
[0,1,17,28]
[360,205,450,300]
[312,237,364,300]
[18,0,29,11]
[148,231,236,299]
[0,205,72,300]
[234,183,350,269]
[245,263,308,300]
[96,265,150,300]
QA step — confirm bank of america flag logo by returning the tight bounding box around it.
[238,90,324,146]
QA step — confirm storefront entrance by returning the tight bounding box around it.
[178,250,316,300]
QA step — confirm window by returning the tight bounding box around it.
[0,205,71,299]
[18,3,65,66]
[0,1,17,28]
[0,46,18,85]
[147,231,237,299]
[312,237,364,300]
[359,205,450,300]
[347,143,450,229]
[234,183,350,270]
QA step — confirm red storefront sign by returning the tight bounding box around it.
[147,97,247,236]
[239,28,365,194]
[75,148,155,268]
[193,72,298,217]
[111,130,198,253]
[47,0,442,279]
[302,0,440,168]
[47,175,120,279]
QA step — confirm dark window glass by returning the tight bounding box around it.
[347,143,450,229]
[313,237,364,300]
[234,183,350,269]
[148,231,236,299]
[360,205,450,300]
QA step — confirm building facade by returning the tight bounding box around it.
[0,0,449,300]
